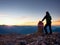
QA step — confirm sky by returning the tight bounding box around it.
[0,0,60,26]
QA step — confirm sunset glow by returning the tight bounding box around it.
[0,17,24,26]
[0,20,60,26]
[52,21,60,26]
[0,0,60,26]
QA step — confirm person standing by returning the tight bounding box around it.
[42,11,52,34]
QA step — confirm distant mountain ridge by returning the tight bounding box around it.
[0,25,60,34]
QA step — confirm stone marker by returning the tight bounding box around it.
[38,21,44,35]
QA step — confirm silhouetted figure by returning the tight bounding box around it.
[42,11,52,34]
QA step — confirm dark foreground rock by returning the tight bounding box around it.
[0,32,60,45]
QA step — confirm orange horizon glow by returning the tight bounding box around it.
[0,20,60,26]
[52,21,60,26]
[0,16,60,26]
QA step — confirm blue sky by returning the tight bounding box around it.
[0,0,60,25]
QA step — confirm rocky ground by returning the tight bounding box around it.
[0,32,60,45]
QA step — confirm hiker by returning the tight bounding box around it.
[42,11,52,34]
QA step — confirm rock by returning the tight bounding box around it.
[0,32,60,45]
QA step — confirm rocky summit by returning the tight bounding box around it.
[0,32,60,45]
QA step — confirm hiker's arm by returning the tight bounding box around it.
[42,16,46,21]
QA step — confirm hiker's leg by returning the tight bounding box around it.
[49,23,52,34]
[44,24,48,34]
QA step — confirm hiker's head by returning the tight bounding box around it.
[46,11,50,16]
